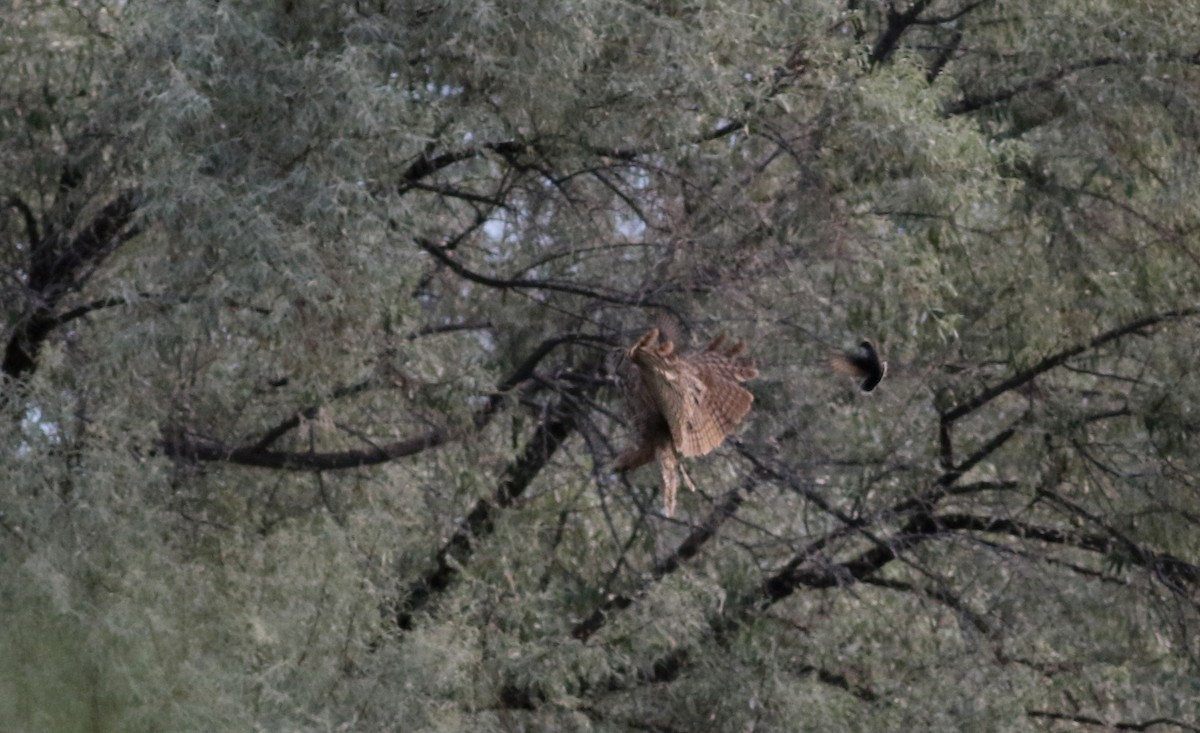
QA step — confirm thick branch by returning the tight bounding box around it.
[868,0,934,67]
[394,363,602,630]
[400,150,477,183]
[160,427,451,470]
[4,190,139,381]
[28,189,138,296]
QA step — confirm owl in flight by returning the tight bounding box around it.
[615,328,758,515]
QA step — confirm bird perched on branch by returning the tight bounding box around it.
[615,327,758,515]
[831,339,887,392]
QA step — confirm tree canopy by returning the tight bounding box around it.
[3,1,1199,730]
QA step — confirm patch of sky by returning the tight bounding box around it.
[16,406,59,456]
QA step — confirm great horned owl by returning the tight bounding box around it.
[615,327,758,515]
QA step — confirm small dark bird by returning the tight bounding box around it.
[831,340,887,392]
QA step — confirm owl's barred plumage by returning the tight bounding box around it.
[616,328,758,515]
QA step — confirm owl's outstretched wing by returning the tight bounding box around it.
[628,328,757,458]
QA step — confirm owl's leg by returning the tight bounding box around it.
[658,445,680,517]
[678,459,698,494]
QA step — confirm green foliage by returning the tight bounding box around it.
[3,0,1199,730]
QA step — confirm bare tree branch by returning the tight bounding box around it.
[1027,709,1200,732]
[935,513,1200,594]
[161,332,611,471]
[943,307,1200,424]
[4,189,139,381]
[944,53,1200,116]
[868,0,934,67]
[415,236,658,307]
[394,358,605,630]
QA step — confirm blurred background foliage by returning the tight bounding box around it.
[2,1,1198,730]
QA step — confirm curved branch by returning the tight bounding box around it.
[912,0,993,26]
[1027,710,1200,732]
[760,495,1200,610]
[862,576,993,636]
[945,56,1124,115]
[935,513,1200,593]
[44,292,183,331]
[761,512,941,605]
[943,307,1200,424]
[160,332,610,471]
[944,53,1200,116]
[416,237,657,307]
[398,122,742,194]
[160,426,450,470]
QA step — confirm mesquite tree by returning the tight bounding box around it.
[3,1,1198,730]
